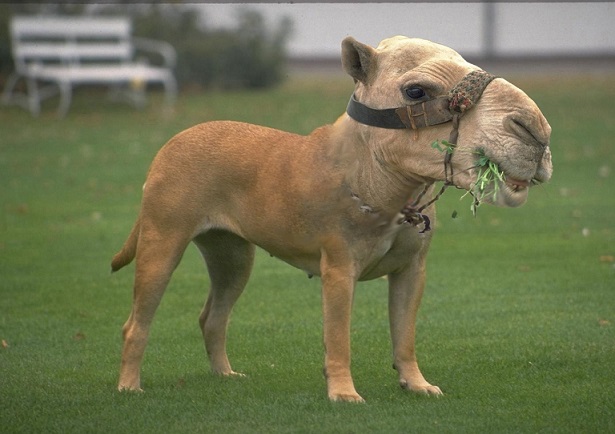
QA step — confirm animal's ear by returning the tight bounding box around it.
[341,37,377,84]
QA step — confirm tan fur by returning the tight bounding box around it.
[112,36,552,402]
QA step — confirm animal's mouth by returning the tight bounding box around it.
[467,147,551,209]
[497,175,532,207]
[505,177,531,191]
[479,165,548,208]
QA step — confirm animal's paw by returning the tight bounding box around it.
[218,370,246,378]
[400,379,443,396]
[324,370,364,402]
[118,384,144,393]
[329,392,366,403]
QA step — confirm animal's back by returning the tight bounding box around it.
[148,121,335,190]
[139,121,339,265]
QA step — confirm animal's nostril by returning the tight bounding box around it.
[506,116,548,149]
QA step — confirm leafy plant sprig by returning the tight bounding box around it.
[468,149,506,216]
[430,139,456,154]
[430,140,506,217]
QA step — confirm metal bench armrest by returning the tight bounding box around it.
[132,37,177,69]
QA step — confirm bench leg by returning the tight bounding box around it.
[26,77,41,117]
[163,75,178,114]
[57,81,72,118]
[1,72,21,106]
[131,85,147,109]
[2,73,42,117]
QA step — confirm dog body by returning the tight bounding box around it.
[112,36,552,402]
[113,120,435,402]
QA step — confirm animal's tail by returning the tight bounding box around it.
[111,216,140,273]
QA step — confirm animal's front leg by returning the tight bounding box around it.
[388,256,442,396]
[320,250,363,402]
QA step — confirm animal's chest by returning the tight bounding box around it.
[239,178,434,280]
[253,215,429,282]
[356,223,429,281]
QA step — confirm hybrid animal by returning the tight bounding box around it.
[112,36,552,402]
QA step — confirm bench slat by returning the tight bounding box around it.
[15,42,133,61]
[11,17,131,39]
[29,64,173,83]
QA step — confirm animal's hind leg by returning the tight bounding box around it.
[118,232,190,391]
[194,230,255,376]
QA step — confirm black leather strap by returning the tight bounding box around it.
[395,97,453,129]
[346,94,407,129]
[346,93,453,130]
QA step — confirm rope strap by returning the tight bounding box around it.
[448,70,497,113]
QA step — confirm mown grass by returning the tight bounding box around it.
[1,73,614,433]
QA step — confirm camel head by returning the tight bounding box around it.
[341,35,553,209]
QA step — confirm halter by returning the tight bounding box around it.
[346,69,496,133]
[346,69,497,232]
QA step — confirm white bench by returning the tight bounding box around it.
[2,16,178,117]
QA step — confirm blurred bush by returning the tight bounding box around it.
[0,4,293,90]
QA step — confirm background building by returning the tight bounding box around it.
[197,3,615,60]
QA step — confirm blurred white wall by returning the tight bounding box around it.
[197,3,615,59]
[493,3,614,56]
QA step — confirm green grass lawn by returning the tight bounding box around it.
[1,73,614,433]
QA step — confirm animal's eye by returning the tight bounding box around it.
[405,87,426,99]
